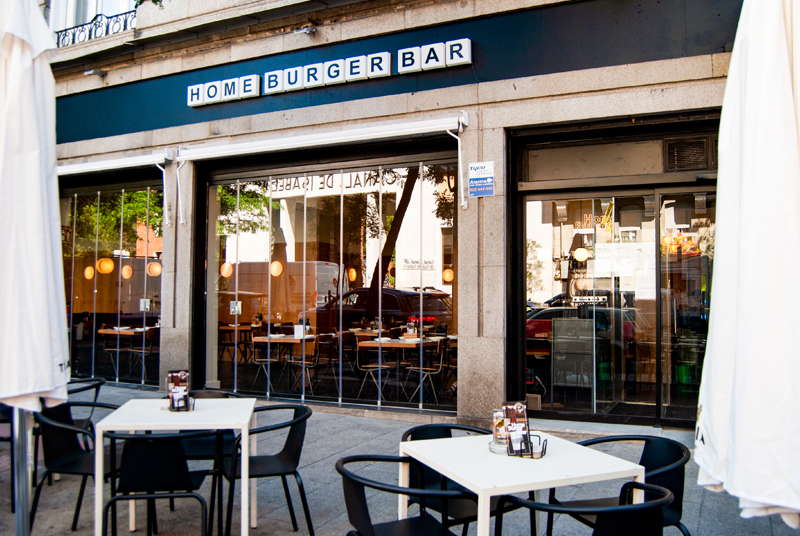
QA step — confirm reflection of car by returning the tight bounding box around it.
[526,306,643,341]
[304,287,453,332]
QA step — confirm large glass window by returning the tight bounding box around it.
[523,191,714,421]
[206,161,459,409]
[62,187,163,385]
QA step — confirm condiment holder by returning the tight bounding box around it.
[488,402,548,459]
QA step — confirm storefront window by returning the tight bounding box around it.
[523,191,714,420]
[63,187,162,384]
[206,161,458,409]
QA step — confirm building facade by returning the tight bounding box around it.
[52,0,741,427]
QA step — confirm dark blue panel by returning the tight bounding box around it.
[57,0,742,144]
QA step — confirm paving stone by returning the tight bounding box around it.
[0,385,786,535]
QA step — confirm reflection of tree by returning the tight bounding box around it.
[72,191,163,256]
[426,164,457,227]
[216,182,276,235]
[527,239,545,295]
[363,164,457,314]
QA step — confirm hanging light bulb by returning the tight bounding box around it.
[442,267,455,283]
[84,266,95,280]
[147,261,162,277]
[573,248,589,262]
[97,257,114,274]
[121,265,133,280]
[220,262,233,278]
[347,267,357,282]
[270,260,284,277]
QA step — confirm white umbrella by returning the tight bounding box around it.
[0,0,68,533]
[695,0,800,528]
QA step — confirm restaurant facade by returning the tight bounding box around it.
[51,0,741,428]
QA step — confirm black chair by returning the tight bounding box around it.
[0,404,14,513]
[222,404,314,536]
[548,435,691,536]
[31,401,119,531]
[335,454,477,536]
[183,389,243,536]
[104,430,216,536]
[66,377,107,438]
[32,377,109,490]
[401,423,518,536]
[496,481,674,536]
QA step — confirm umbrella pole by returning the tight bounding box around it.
[13,408,30,536]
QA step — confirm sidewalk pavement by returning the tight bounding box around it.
[0,384,790,535]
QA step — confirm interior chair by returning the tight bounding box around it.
[103,430,216,536]
[331,331,359,398]
[496,481,674,536]
[313,333,340,396]
[402,423,518,536]
[218,323,236,362]
[128,327,159,381]
[355,338,392,400]
[182,389,244,536]
[549,435,691,536]
[31,401,119,531]
[287,336,324,395]
[222,404,315,536]
[99,326,127,377]
[236,326,254,364]
[335,454,477,536]
[405,338,447,404]
[251,339,287,392]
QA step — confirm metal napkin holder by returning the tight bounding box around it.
[508,432,548,459]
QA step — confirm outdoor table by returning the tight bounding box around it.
[94,398,258,536]
[398,432,645,536]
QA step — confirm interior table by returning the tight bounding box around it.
[94,397,257,536]
[398,432,644,536]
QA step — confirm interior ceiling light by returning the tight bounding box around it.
[573,248,589,262]
[97,258,114,274]
[84,266,95,280]
[220,262,233,278]
[347,267,357,282]
[147,262,162,277]
[442,267,455,283]
[121,265,133,280]
[270,260,284,277]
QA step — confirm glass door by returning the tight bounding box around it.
[62,188,163,385]
[659,193,714,420]
[523,190,714,421]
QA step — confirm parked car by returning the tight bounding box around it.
[302,287,453,333]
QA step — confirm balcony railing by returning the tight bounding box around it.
[55,10,136,48]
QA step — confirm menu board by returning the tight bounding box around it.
[167,370,191,411]
[503,402,531,456]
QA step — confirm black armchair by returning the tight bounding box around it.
[335,454,478,536]
[549,435,691,535]
[222,404,314,536]
[103,430,216,536]
[497,481,674,536]
[31,401,119,531]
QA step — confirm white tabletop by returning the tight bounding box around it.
[96,398,256,431]
[399,432,642,494]
[94,397,257,536]
[398,432,644,536]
